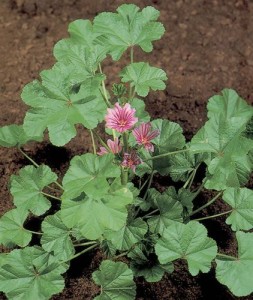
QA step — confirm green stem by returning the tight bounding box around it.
[121,167,128,186]
[143,171,155,201]
[143,208,159,219]
[18,147,64,190]
[113,251,129,260]
[18,147,39,167]
[26,229,43,235]
[216,253,238,261]
[122,132,128,152]
[184,163,200,189]
[139,175,151,192]
[144,149,190,162]
[193,209,232,222]
[90,130,96,155]
[73,241,97,247]
[190,191,223,217]
[183,169,195,189]
[191,177,207,199]
[99,63,111,108]
[93,130,110,152]
[67,243,98,261]
[40,191,62,201]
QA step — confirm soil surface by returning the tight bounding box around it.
[1,0,253,299]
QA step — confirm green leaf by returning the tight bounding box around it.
[120,62,167,97]
[104,218,148,251]
[62,153,121,200]
[41,212,75,261]
[92,260,136,300]
[61,184,133,240]
[216,231,253,297]
[191,89,253,190]
[147,188,183,234]
[22,63,106,146]
[0,246,68,300]
[131,98,150,123]
[0,124,42,148]
[93,4,165,60]
[155,221,217,276]
[222,187,253,231]
[0,209,32,247]
[10,165,57,216]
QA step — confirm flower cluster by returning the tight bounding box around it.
[98,102,159,172]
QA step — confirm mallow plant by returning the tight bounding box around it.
[0,4,253,299]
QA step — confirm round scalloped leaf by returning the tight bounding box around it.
[0,124,42,148]
[120,62,167,97]
[104,218,148,251]
[155,221,217,276]
[22,63,106,146]
[62,153,120,200]
[92,260,136,300]
[0,208,32,247]
[222,187,253,231]
[93,4,165,60]
[10,165,57,216]
[0,246,68,300]
[41,212,75,261]
[61,183,133,240]
[216,231,253,297]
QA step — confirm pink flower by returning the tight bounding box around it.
[97,138,122,156]
[105,102,138,133]
[132,122,159,152]
[121,151,142,172]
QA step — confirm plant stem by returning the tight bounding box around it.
[216,253,238,261]
[18,147,64,190]
[68,243,98,261]
[143,171,155,201]
[90,130,96,154]
[143,208,159,219]
[18,147,39,167]
[114,251,129,260]
[26,229,43,235]
[183,163,201,189]
[193,209,232,222]
[190,191,223,217]
[121,167,128,186]
[40,191,62,201]
[144,149,190,162]
[139,175,151,192]
[122,132,128,152]
[73,241,97,247]
[99,63,111,108]
[93,130,110,152]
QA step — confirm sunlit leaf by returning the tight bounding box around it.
[216,231,253,297]
[62,153,121,200]
[10,165,57,216]
[0,209,31,247]
[222,187,253,231]
[0,124,42,148]
[93,260,136,300]
[0,246,68,300]
[41,212,75,261]
[61,183,133,240]
[155,221,217,275]
[120,62,167,97]
[94,4,165,60]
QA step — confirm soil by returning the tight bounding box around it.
[0,0,253,299]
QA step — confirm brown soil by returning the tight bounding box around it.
[0,0,253,299]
